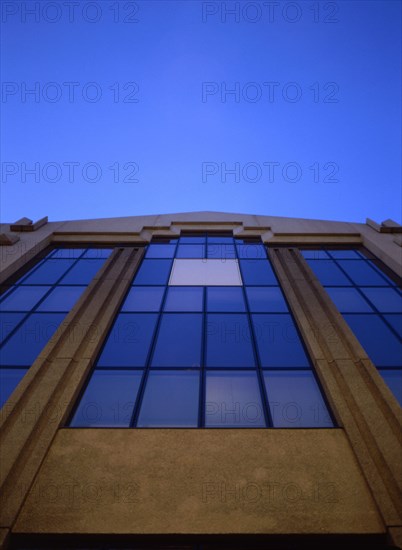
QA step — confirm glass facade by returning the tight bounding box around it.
[0,247,112,408]
[70,235,333,428]
[303,249,402,405]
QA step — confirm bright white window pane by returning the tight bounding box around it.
[205,371,266,427]
[169,259,242,286]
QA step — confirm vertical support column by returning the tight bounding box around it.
[268,247,402,548]
[0,247,144,544]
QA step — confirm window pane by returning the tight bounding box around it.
[380,369,402,406]
[306,260,351,286]
[252,314,309,367]
[0,286,51,311]
[239,260,277,285]
[0,313,67,366]
[206,287,246,312]
[137,371,199,427]
[50,249,86,259]
[344,314,402,367]
[97,314,158,367]
[164,287,203,312]
[21,259,75,285]
[246,287,288,313]
[179,235,205,244]
[133,260,172,285]
[169,259,242,286]
[206,314,255,367]
[0,313,26,344]
[337,260,389,286]
[82,249,113,259]
[236,244,267,260]
[70,370,143,427]
[176,244,205,258]
[384,315,402,338]
[121,287,164,312]
[60,259,105,284]
[36,286,85,312]
[207,236,234,244]
[360,287,402,313]
[0,368,27,408]
[205,371,265,427]
[207,244,236,259]
[151,314,202,367]
[327,250,363,259]
[145,244,176,259]
[263,371,333,428]
[325,287,373,313]
[301,250,330,260]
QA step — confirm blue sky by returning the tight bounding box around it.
[1,0,401,223]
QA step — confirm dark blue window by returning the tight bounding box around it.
[36,286,86,311]
[301,250,330,260]
[70,370,143,427]
[360,287,402,313]
[176,244,205,258]
[305,260,351,286]
[240,260,277,285]
[327,250,363,259]
[206,287,246,312]
[82,249,113,259]
[252,314,309,367]
[21,259,76,285]
[151,314,203,367]
[380,370,402,406]
[60,259,105,284]
[121,287,165,312]
[343,314,401,367]
[69,238,333,428]
[206,314,255,367]
[0,368,27,408]
[145,244,176,259]
[263,371,333,427]
[0,313,26,344]
[336,260,389,286]
[246,287,288,312]
[207,236,234,244]
[164,287,203,312]
[0,286,51,311]
[205,371,265,427]
[325,287,373,313]
[0,247,111,409]
[132,260,172,285]
[384,315,402,338]
[0,313,67,366]
[305,248,402,407]
[236,243,267,260]
[207,244,236,259]
[137,371,200,427]
[97,314,158,367]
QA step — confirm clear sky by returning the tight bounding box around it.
[1,0,401,223]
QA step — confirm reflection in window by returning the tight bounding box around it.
[305,248,402,405]
[69,236,333,428]
[0,247,112,408]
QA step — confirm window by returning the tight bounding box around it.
[303,248,402,405]
[0,247,112,408]
[69,236,333,428]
